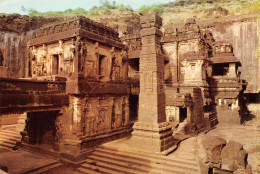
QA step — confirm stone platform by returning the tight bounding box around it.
[0,148,61,174]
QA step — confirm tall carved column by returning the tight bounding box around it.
[131,14,174,154]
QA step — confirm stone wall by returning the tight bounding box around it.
[199,14,259,93]
[81,95,129,137]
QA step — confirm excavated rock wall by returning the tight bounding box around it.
[0,14,63,78]
[198,13,259,93]
[0,32,27,78]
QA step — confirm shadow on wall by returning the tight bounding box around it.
[238,85,256,124]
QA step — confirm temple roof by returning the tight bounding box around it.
[28,16,126,49]
[208,55,241,65]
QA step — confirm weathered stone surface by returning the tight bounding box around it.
[221,140,248,171]
[201,135,226,163]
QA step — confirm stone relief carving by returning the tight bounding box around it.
[120,49,128,62]
[112,98,122,128]
[165,105,176,122]
[80,40,87,71]
[62,39,76,75]
[181,59,204,82]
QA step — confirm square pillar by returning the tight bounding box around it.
[229,63,237,78]
[131,14,174,154]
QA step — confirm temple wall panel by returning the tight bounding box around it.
[82,95,129,137]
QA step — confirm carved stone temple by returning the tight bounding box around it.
[0,12,254,172]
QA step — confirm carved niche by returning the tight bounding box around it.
[97,98,112,132]
[83,100,98,136]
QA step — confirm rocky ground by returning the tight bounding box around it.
[205,121,260,173]
[176,117,260,173]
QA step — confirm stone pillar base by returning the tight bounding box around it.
[59,143,93,164]
[131,122,175,155]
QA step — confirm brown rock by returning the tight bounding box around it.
[201,135,226,163]
[221,140,248,171]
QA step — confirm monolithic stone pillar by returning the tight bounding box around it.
[131,14,174,154]
[187,107,192,123]
[229,63,236,78]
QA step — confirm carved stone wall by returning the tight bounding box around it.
[30,39,77,78]
[0,32,27,78]
[80,95,130,137]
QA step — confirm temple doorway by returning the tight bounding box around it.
[26,111,59,145]
[180,107,187,122]
[52,54,59,75]
[129,95,138,121]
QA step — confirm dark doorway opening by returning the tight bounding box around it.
[52,54,59,75]
[129,95,138,121]
[212,63,229,76]
[26,111,58,145]
[180,107,187,122]
[98,55,106,77]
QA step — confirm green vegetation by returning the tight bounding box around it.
[138,4,164,15]
[22,0,132,17]
[21,0,260,22]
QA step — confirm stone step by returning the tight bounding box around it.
[77,166,103,174]
[0,129,21,149]
[26,162,62,174]
[0,131,21,139]
[0,129,20,135]
[94,148,198,172]
[90,151,197,174]
[0,139,17,145]
[88,155,167,174]
[82,160,128,174]
[0,141,14,148]
[0,133,21,141]
[1,124,17,129]
[99,145,198,166]
[24,162,61,174]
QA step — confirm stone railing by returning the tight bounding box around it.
[208,77,241,88]
[209,76,239,83]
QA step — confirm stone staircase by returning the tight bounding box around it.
[77,145,199,174]
[0,126,22,149]
[208,113,218,127]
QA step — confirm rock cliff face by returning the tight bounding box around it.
[0,14,62,78]
[198,13,259,93]
[0,32,27,78]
